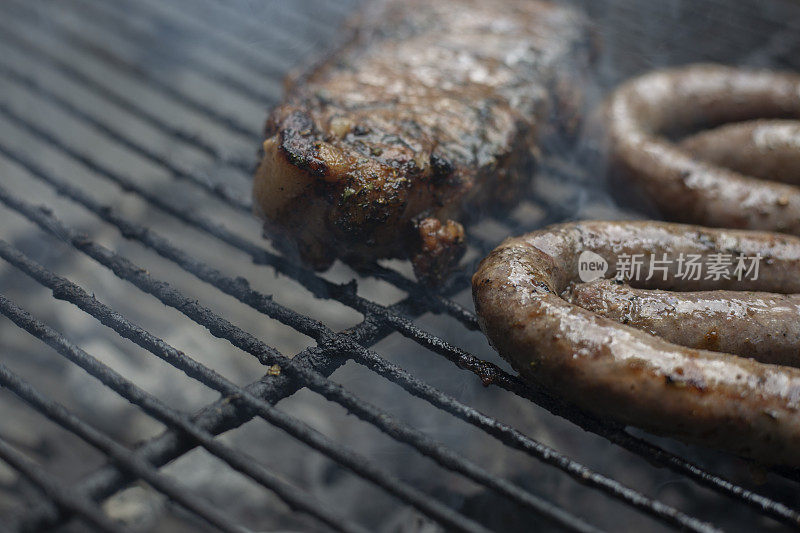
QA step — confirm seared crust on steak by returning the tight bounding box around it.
[254,0,593,283]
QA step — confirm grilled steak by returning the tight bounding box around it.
[254,0,593,284]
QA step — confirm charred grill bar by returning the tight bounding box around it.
[1,0,800,531]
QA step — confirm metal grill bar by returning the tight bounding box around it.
[167,0,341,41]
[0,240,491,533]
[3,0,260,139]
[0,436,126,533]
[0,364,253,533]
[15,306,434,531]
[0,174,601,532]
[118,0,313,80]
[1,50,798,530]
[105,0,352,78]
[0,25,253,176]
[0,133,719,532]
[67,0,280,105]
[0,57,252,212]
[0,295,368,533]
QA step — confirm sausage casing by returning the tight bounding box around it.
[566,278,800,367]
[605,64,800,233]
[680,119,800,186]
[473,220,800,465]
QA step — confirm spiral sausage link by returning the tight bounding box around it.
[473,220,800,465]
[606,64,800,232]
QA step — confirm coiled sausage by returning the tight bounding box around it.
[472,220,800,465]
[605,64,800,233]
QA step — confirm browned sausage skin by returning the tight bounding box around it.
[566,279,800,367]
[472,220,800,465]
[680,119,800,185]
[605,64,800,232]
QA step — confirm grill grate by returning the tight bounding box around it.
[1,0,800,531]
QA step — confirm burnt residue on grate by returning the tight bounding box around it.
[1,0,800,532]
